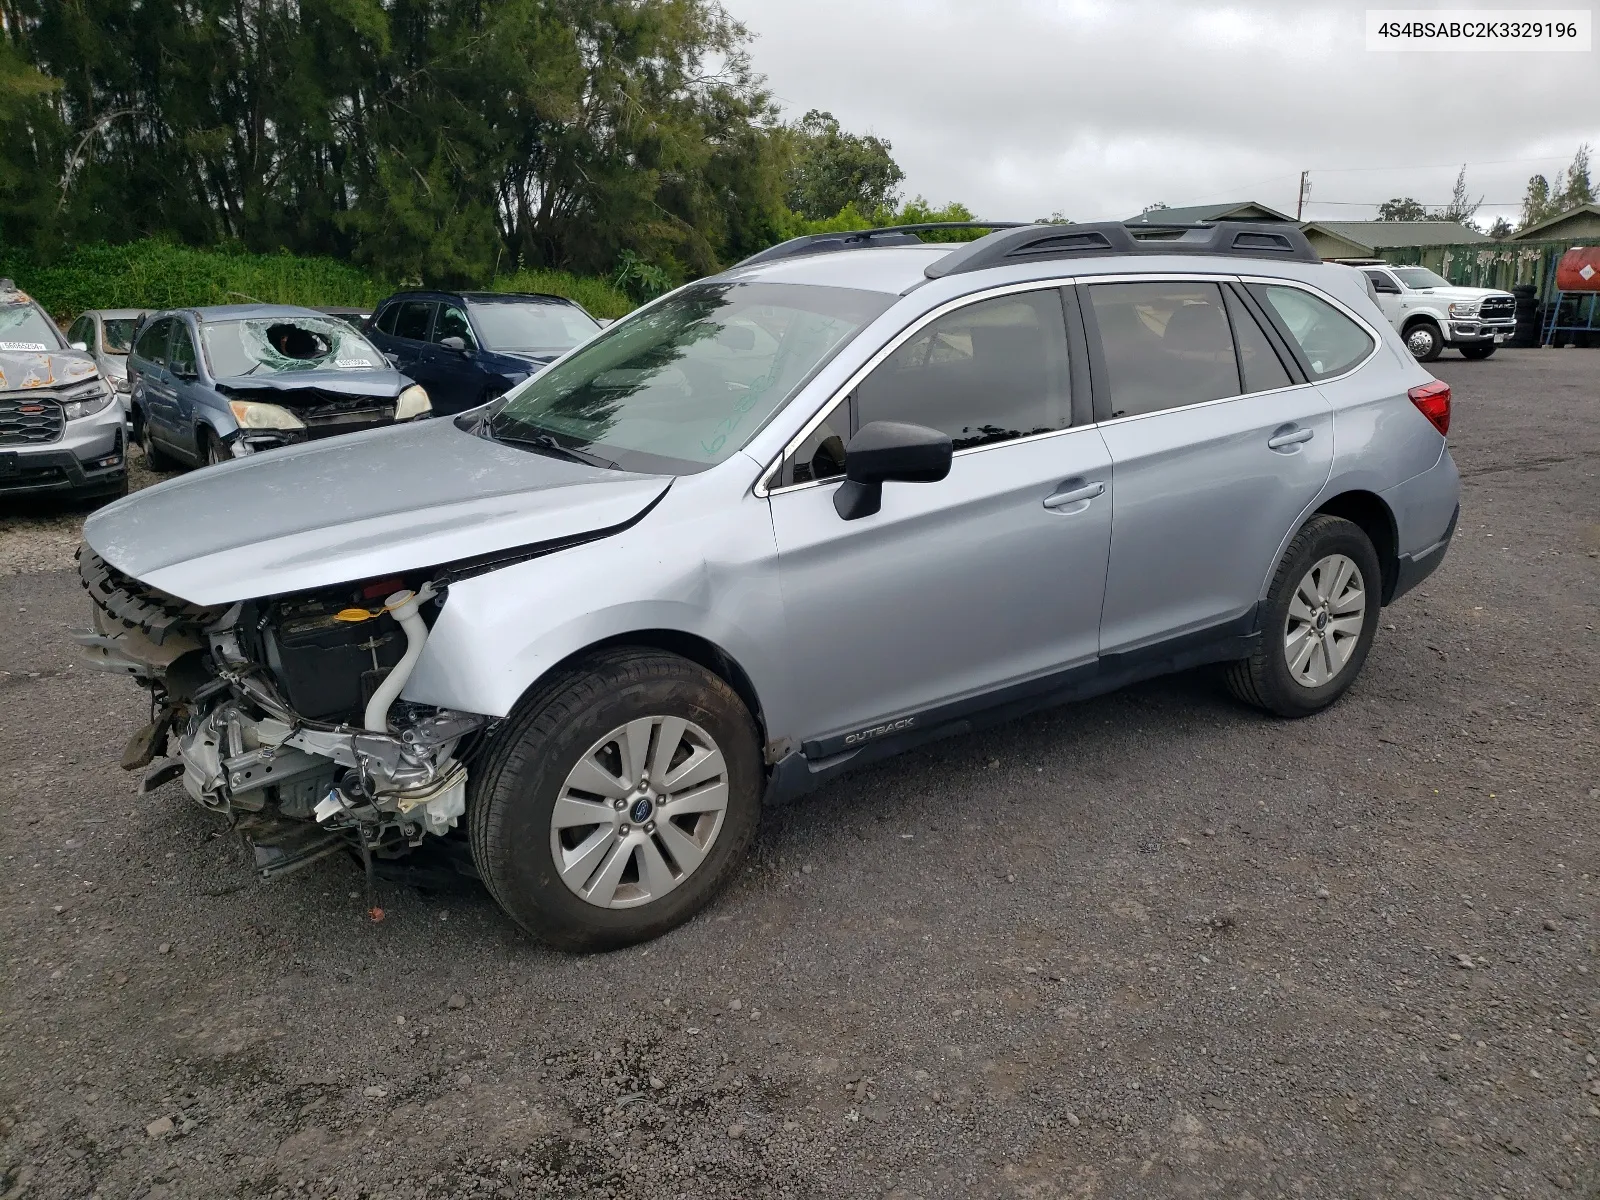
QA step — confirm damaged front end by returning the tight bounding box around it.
[75,548,491,880]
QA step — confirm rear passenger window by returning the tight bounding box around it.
[392,301,435,341]
[374,304,400,335]
[854,290,1071,451]
[1088,282,1238,418]
[1249,284,1374,380]
[134,318,169,364]
[1223,289,1293,393]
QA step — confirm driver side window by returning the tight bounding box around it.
[168,322,198,377]
[433,304,477,350]
[782,289,1074,487]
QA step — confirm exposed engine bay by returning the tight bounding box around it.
[75,548,492,879]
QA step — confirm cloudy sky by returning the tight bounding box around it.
[719,0,1598,228]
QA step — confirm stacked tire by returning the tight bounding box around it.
[1510,285,1542,348]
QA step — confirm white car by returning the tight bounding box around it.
[1348,263,1513,362]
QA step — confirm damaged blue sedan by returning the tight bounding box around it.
[128,304,432,468]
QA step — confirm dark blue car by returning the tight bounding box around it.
[365,291,603,416]
[128,305,431,469]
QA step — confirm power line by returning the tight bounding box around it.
[1308,155,1582,174]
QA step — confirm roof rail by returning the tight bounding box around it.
[924,220,1320,278]
[733,222,1027,269]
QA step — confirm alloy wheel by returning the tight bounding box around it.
[1283,553,1366,688]
[549,716,729,909]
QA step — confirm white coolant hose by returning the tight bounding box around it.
[364,586,433,732]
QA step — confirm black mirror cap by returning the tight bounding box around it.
[834,421,953,520]
[844,420,952,485]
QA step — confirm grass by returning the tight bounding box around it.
[2,240,635,321]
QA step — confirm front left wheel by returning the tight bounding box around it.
[469,649,762,951]
[1460,344,1496,360]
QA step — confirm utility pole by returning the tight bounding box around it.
[1296,170,1310,221]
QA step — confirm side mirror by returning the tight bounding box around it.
[70,340,88,352]
[833,420,952,520]
[439,336,469,353]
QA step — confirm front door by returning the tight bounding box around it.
[1082,278,1335,654]
[768,286,1114,746]
[420,302,486,414]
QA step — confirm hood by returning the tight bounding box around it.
[1414,286,1514,303]
[212,367,409,399]
[83,417,671,605]
[0,348,98,393]
[100,356,130,380]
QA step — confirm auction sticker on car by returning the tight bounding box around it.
[335,358,374,368]
[0,342,48,352]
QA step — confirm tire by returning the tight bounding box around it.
[469,649,762,951]
[1403,320,1444,362]
[135,414,176,470]
[201,428,230,467]
[1460,344,1495,360]
[1224,515,1382,718]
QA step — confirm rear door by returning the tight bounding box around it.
[1363,269,1404,327]
[383,299,437,380]
[768,284,1114,745]
[1082,277,1335,655]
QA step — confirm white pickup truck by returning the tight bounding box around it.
[1347,261,1515,362]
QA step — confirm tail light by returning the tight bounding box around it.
[1408,380,1450,436]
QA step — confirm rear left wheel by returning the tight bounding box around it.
[1225,515,1382,718]
[469,649,762,951]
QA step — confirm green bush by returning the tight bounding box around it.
[488,267,635,319]
[0,240,390,319]
[0,239,636,322]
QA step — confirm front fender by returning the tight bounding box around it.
[401,464,789,727]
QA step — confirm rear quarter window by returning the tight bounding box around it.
[1249,284,1374,380]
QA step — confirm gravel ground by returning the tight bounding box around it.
[1,350,1596,1199]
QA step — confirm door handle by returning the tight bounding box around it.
[1043,480,1105,509]
[1267,427,1315,450]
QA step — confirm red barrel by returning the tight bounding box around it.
[1555,247,1600,292]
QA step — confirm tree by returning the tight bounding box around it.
[783,109,904,222]
[1519,174,1553,231]
[1487,216,1513,239]
[1518,144,1594,232]
[1377,197,1429,222]
[1554,142,1594,210]
[1439,165,1481,225]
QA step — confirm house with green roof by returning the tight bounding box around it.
[1511,204,1600,242]
[1125,201,1295,224]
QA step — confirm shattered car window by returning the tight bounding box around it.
[200,316,385,378]
[0,301,64,353]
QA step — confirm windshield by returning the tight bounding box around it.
[467,299,601,354]
[0,302,63,352]
[488,282,892,473]
[102,319,139,354]
[201,315,386,378]
[1393,267,1452,290]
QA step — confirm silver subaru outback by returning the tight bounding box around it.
[77,221,1459,950]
